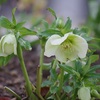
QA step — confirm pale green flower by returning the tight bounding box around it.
[44,33,88,62]
[0,34,17,57]
[78,87,91,100]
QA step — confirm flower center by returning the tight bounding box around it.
[61,39,73,49]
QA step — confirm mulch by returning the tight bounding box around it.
[0,46,40,99]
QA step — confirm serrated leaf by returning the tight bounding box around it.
[86,73,100,79]
[88,65,100,73]
[47,8,57,19]
[12,8,16,25]
[18,27,37,36]
[59,64,80,78]
[18,38,32,50]
[40,29,62,37]
[61,17,72,34]
[0,54,13,67]
[0,16,14,29]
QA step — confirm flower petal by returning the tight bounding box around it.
[44,35,60,57]
[51,33,72,45]
[55,45,78,62]
[0,41,7,57]
[55,46,67,62]
[72,34,88,58]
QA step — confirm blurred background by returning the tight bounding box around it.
[0,0,89,27]
[0,0,100,44]
[0,0,100,34]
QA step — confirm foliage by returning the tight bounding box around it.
[0,8,100,100]
[87,0,100,49]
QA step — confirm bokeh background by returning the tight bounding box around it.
[0,0,100,45]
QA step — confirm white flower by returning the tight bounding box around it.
[78,87,91,100]
[44,33,88,62]
[0,34,17,57]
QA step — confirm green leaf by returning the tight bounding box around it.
[50,20,57,29]
[86,73,100,79]
[89,55,99,63]
[42,20,49,29]
[40,29,62,37]
[61,17,72,34]
[83,55,99,74]
[0,16,14,29]
[47,95,54,100]
[73,27,92,41]
[75,60,83,72]
[41,80,52,87]
[82,57,92,75]
[50,85,58,93]
[95,85,100,92]
[88,65,100,73]
[59,64,80,78]
[15,22,25,30]
[18,27,37,36]
[18,38,32,50]
[50,68,58,81]
[63,86,73,93]
[0,54,13,67]
[47,8,57,19]
[12,8,16,25]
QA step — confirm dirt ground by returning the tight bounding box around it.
[0,46,41,99]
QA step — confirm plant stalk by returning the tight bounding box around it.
[17,44,33,96]
[4,86,21,100]
[36,39,44,97]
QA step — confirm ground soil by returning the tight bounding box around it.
[0,46,50,99]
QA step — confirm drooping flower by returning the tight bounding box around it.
[44,33,88,62]
[0,34,17,57]
[78,87,91,100]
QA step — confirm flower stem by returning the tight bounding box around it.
[17,44,33,96]
[4,86,21,100]
[36,39,44,97]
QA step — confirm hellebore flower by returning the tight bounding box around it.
[0,34,17,57]
[44,33,88,62]
[78,87,91,100]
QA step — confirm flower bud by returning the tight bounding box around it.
[56,17,64,29]
[91,89,100,99]
[78,87,91,100]
[0,34,17,56]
